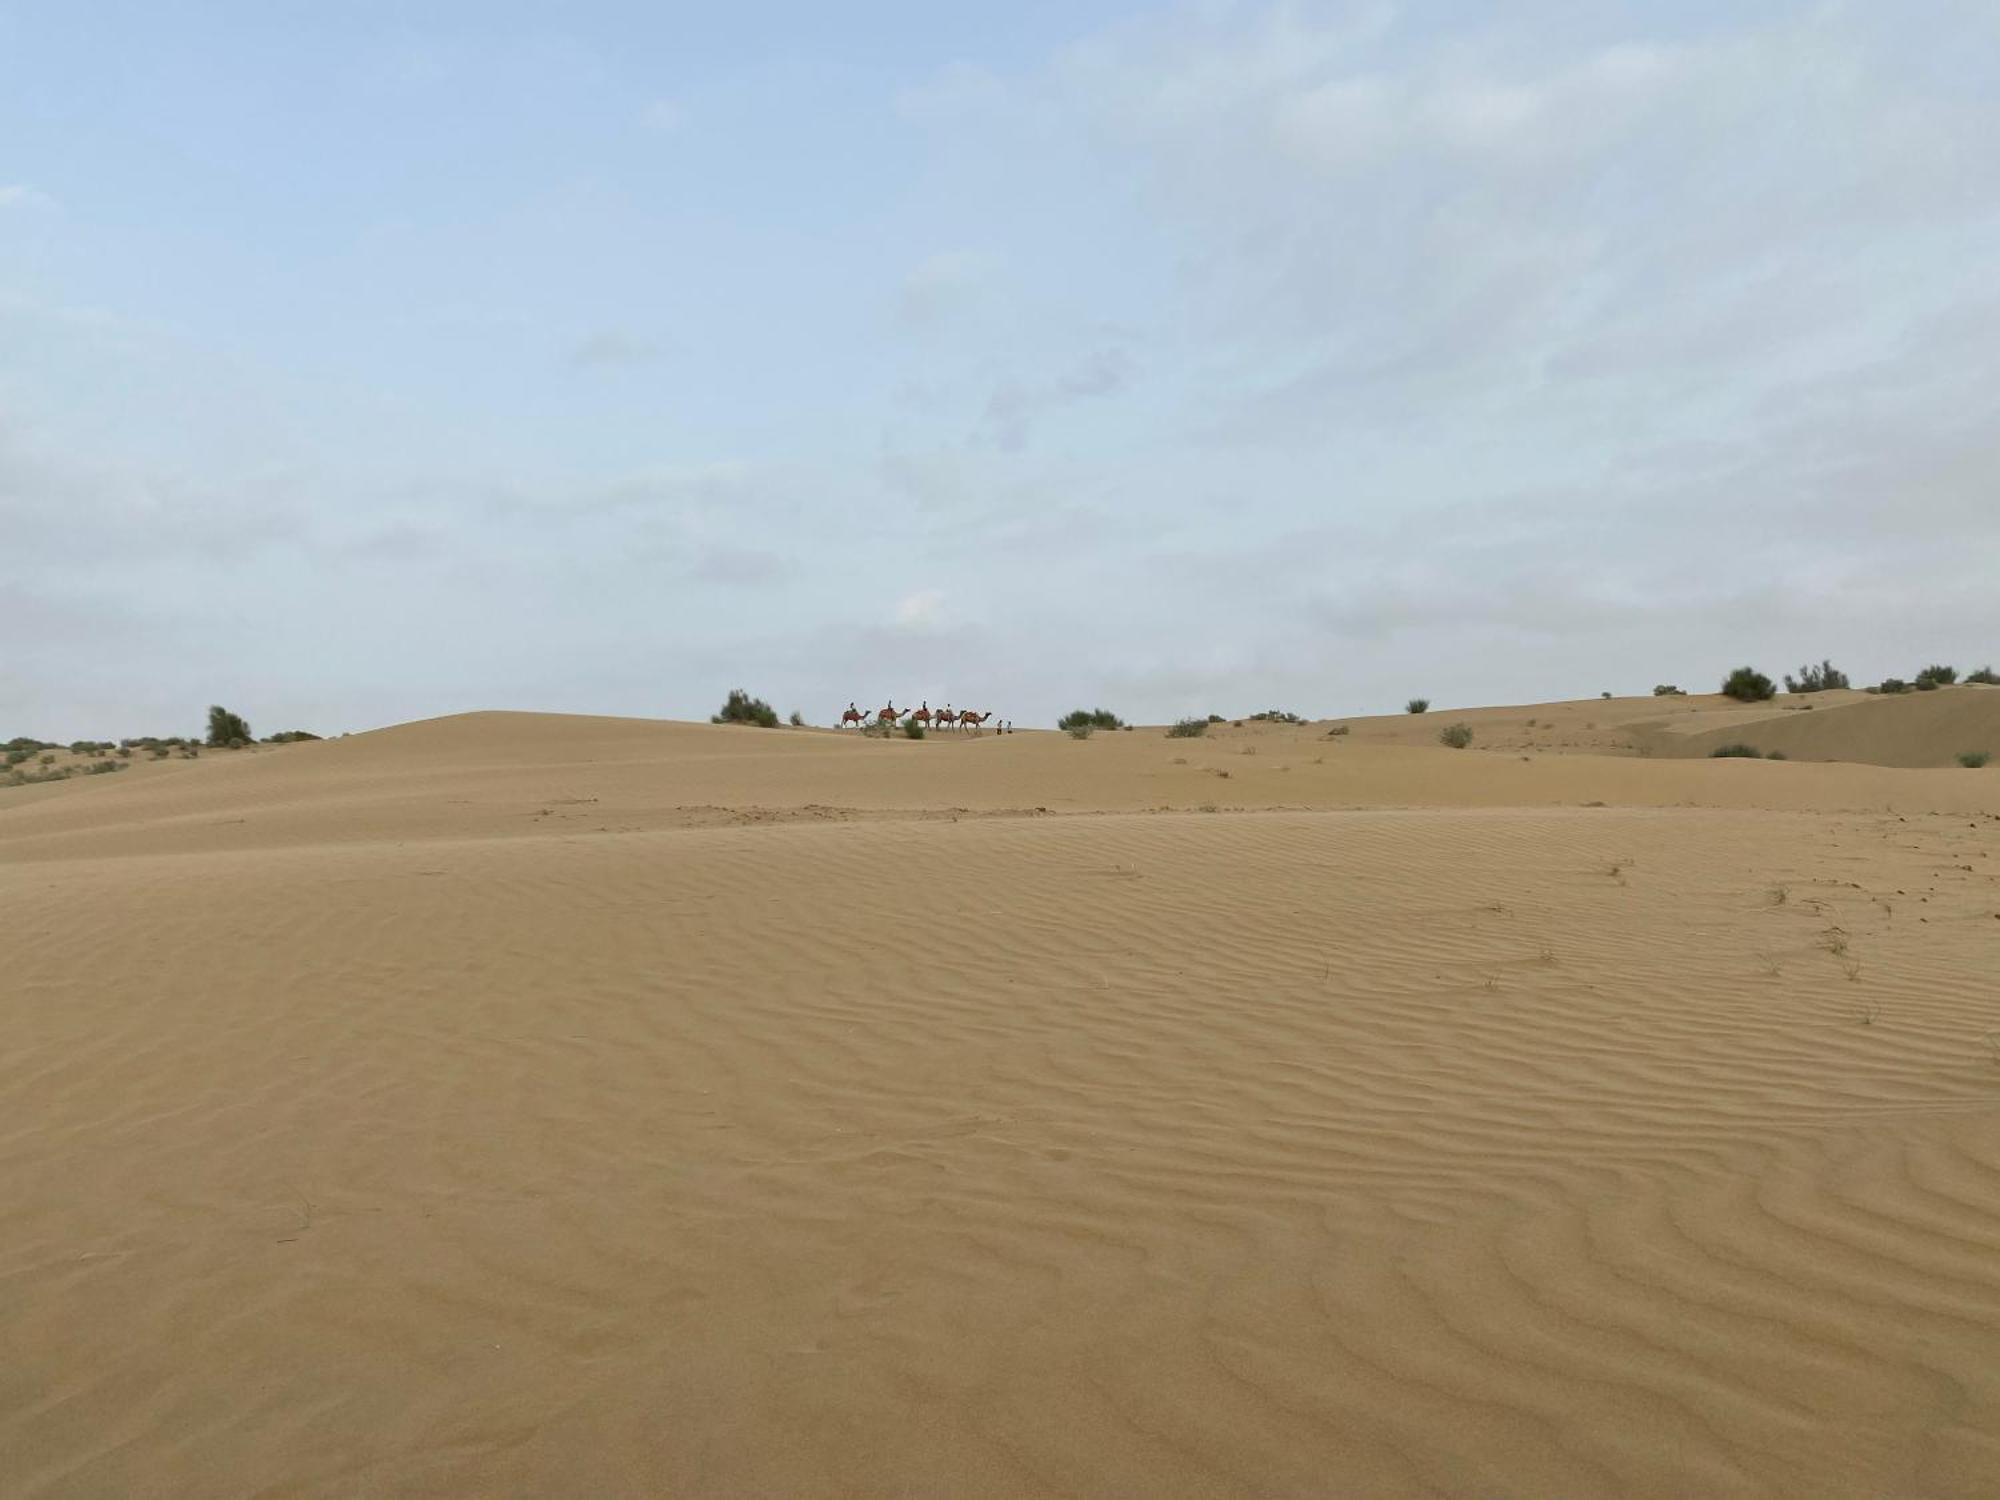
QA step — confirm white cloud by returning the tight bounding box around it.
[0,183,55,211]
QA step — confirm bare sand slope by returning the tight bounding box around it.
[6,713,2000,1497]
[1653,685,2000,767]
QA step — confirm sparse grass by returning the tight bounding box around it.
[1247,709,1303,724]
[1710,743,1762,758]
[1405,698,1430,714]
[902,719,925,739]
[1821,927,1850,957]
[263,730,321,744]
[1166,718,1208,738]
[1437,722,1473,750]
[1325,724,1349,737]
[81,760,127,776]
[1766,750,1788,761]
[1958,751,1990,769]
[1768,883,1789,906]
[1065,722,1095,740]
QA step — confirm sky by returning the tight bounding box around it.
[4,1,1998,738]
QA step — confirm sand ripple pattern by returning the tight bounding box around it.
[5,807,2000,1496]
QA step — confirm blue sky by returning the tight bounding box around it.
[5,1,1998,737]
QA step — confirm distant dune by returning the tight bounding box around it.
[5,699,2000,1497]
[1647,683,2000,767]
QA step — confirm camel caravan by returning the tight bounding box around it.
[838,701,1002,734]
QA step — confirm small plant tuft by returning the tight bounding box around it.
[712,688,779,727]
[1915,664,1958,688]
[1710,743,1762,758]
[206,705,253,747]
[1438,723,1473,749]
[788,710,805,727]
[1720,667,1776,702]
[1405,698,1430,715]
[1959,751,1991,769]
[1652,684,1685,696]
[1783,659,1849,694]
[1057,708,1123,734]
[902,719,925,739]
[1166,718,1208,738]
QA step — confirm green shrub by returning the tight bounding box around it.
[263,730,321,744]
[1166,718,1208,738]
[1065,723,1094,740]
[1720,667,1775,702]
[902,719,925,740]
[1710,743,1762,758]
[711,688,779,727]
[1876,678,1911,694]
[1325,725,1350,737]
[1438,723,1473,749]
[788,710,805,727]
[206,705,253,746]
[1766,750,1788,761]
[1205,713,1224,723]
[1959,751,1991,769]
[1652,684,1685,696]
[1783,659,1849,694]
[1057,708,1123,733]
[1916,664,1957,687]
[1965,666,1998,686]
[1405,698,1430,715]
[83,759,126,776]
[1247,709,1303,724]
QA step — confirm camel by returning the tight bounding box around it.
[957,709,992,733]
[935,705,957,731]
[911,702,932,729]
[839,703,867,728]
[876,702,905,727]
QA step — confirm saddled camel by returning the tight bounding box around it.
[910,702,933,729]
[876,703,906,727]
[839,704,868,728]
[935,705,957,731]
[957,709,992,733]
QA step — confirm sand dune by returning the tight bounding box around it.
[6,707,2000,1496]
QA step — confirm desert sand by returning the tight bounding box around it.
[6,692,2000,1497]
